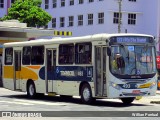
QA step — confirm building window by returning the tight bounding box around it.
[0,0,4,8]
[61,0,65,7]
[128,13,136,25]
[52,0,57,8]
[52,18,56,28]
[59,44,74,64]
[129,0,136,2]
[78,15,83,26]
[88,14,93,25]
[60,17,65,27]
[89,0,94,3]
[45,0,49,9]
[75,42,92,64]
[69,0,74,6]
[79,0,84,4]
[5,48,13,65]
[98,12,104,24]
[68,16,74,27]
[22,47,31,65]
[31,46,44,65]
[11,0,15,4]
[113,12,121,24]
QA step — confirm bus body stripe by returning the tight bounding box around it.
[3,66,38,80]
[39,66,93,81]
[26,66,41,69]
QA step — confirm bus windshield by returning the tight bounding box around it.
[110,45,156,76]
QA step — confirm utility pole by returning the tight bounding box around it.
[118,0,122,33]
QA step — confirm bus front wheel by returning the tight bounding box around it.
[121,97,135,105]
[27,81,36,98]
[80,83,93,104]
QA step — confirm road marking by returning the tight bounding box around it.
[13,99,66,106]
[0,100,34,105]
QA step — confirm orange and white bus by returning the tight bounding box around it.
[2,33,157,104]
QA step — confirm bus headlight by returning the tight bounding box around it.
[109,81,121,90]
[149,82,156,89]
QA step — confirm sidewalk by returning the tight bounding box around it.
[135,90,160,104]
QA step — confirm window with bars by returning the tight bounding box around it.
[60,17,65,27]
[88,14,93,25]
[78,15,83,26]
[52,0,57,8]
[52,18,56,28]
[0,0,4,8]
[61,0,65,7]
[11,0,15,4]
[79,0,84,4]
[89,0,94,3]
[69,0,74,6]
[128,13,136,25]
[68,16,74,27]
[45,0,49,9]
[128,0,136,2]
[98,12,104,24]
[113,12,121,24]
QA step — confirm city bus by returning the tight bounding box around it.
[2,33,157,104]
[156,52,160,90]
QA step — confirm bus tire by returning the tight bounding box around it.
[80,83,93,104]
[121,97,135,105]
[27,81,36,98]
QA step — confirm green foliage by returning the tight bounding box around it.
[2,0,52,27]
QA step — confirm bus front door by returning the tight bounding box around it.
[46,49,56,93]
[95,46,107,96]
[14,50,21,90]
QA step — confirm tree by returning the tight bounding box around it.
[2,0,52,27]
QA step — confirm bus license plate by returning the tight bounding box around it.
[132,90,140,94]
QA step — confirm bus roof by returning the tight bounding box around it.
[3,33,154,47]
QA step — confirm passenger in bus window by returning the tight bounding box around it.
[79,46,84,53]
[59,56,65,63]
[112,53,125,73]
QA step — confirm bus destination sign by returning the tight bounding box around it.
[110,36,153,43]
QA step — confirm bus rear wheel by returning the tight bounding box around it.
[27,81,36,98]
[80,83,93,104]
[121,97,135,105]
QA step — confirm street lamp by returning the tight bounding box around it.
[118,0,122,33]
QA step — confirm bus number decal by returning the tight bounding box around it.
[77,71,83,76]
[123,84,131,89]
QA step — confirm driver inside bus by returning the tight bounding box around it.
[112,53,125,73]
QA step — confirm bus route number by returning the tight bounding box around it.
[123,84,131,89]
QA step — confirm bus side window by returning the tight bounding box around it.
[22,46,31,65]
[5,48,13,65]
[31,46,44,65]
[75,42,92,64]
[59,44,74,64]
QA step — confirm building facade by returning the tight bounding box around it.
[0,0,160,48]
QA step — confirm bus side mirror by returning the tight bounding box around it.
[107,47,111,56]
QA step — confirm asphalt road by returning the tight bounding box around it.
[0,87,160,120]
